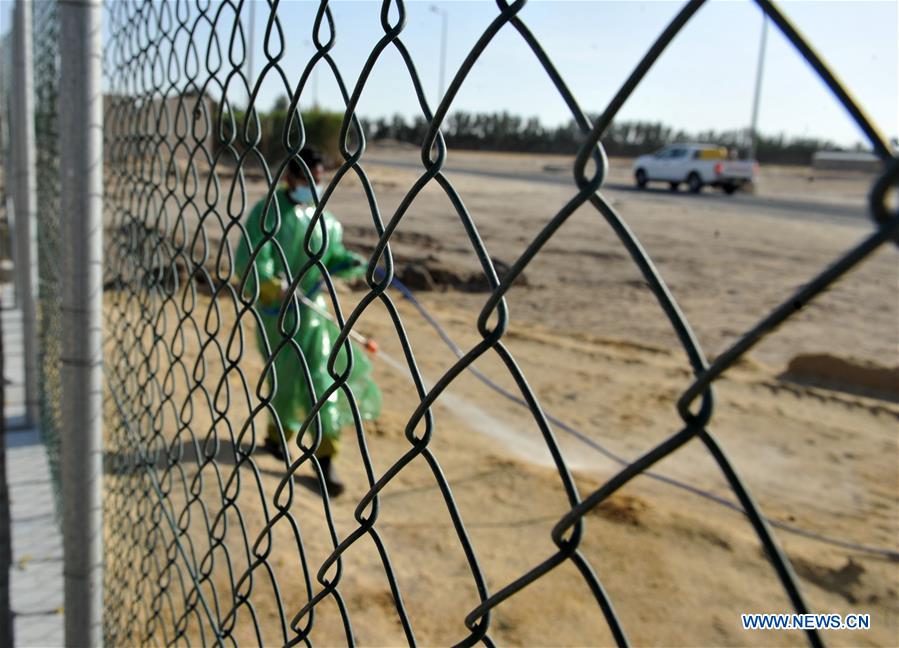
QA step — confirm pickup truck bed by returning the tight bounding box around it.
[633,144,758,194]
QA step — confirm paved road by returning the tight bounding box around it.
[361,156,871,228]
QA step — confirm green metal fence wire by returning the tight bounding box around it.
[20,0,899,645]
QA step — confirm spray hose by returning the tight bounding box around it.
[297,271,898,560]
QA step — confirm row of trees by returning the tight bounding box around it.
[220,95,858,166]
[361,112,852,164]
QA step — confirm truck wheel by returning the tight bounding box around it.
[687,172,702,193]
[669,182,679,192]
[635,169,647,189]
[722,183,737,195]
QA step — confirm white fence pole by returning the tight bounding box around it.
[11,0,39,427]
[59,0,104,644]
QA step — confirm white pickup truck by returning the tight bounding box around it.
[632,144,758,194]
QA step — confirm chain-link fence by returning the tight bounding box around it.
[11,0,898,645]
[31,0,63,508]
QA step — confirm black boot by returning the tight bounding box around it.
[263,437,286,461]
[318,456,345,497]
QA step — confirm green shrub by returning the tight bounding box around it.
[298,108,344,166]
[215,102,346,169]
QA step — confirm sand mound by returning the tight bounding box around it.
[780,353,899,402]
[395,257,527,292]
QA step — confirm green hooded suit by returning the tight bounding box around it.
[235,187,381,457]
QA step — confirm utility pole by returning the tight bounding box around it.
[749,14,768,160]
[303,40,320,109]
[430,5,448,102]
[247,0,256,106]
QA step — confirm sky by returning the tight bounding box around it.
[232,0,898,147]
[2,0,897,147]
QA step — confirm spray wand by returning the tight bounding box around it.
[296,292,379,355]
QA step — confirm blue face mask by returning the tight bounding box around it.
[289,184,319,205]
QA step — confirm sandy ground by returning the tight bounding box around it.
[102,147,898,646]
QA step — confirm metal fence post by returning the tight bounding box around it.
[11,0,39,427]
[59,0,104,644]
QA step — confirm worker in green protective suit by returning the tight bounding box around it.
[235,147,381,496]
